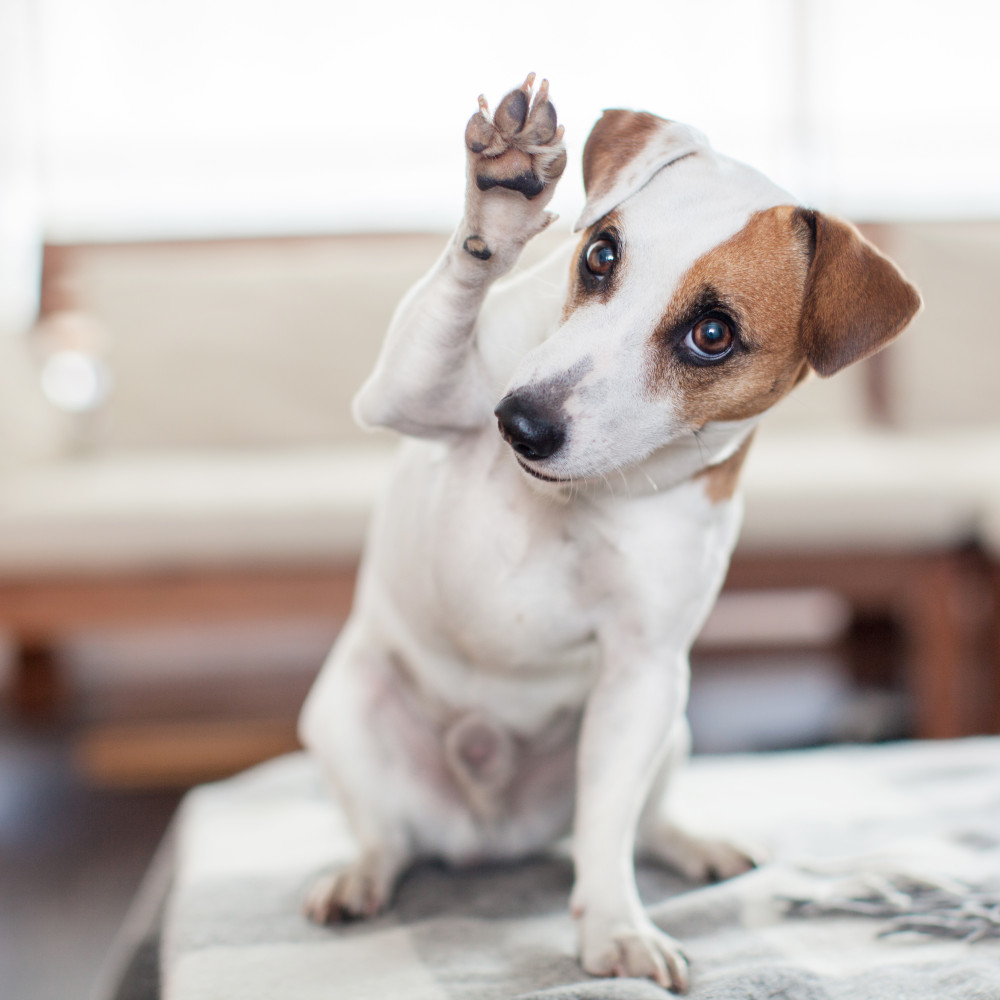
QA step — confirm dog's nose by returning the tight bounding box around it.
[494,391,566,461]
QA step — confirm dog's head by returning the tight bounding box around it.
[495,110,921,485]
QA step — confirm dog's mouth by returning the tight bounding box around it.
[515,456,571,483]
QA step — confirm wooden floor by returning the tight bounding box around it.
[0,718,180,1000]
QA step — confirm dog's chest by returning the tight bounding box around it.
[368,434,740,711]
[435,456,600,671]
[372,438,602,675]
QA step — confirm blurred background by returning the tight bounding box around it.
[1,1,999,997]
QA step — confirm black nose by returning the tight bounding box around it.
[494,391,566,461]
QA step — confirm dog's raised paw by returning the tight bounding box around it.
[464,73,567,201]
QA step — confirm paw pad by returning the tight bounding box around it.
[465,73,567,200]
[462,235,492,260]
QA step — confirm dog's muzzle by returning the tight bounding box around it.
[494,390,566,462]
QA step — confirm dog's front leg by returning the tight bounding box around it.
[571,644,691,993]
[354,74,566,438]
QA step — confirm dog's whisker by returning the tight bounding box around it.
[494,343,524,362]
[692,428,708,466]
[523,275,565,293]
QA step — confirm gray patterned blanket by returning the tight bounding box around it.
[105,739,1000,999]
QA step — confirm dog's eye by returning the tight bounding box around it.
[584,239,616,276]
[685,317,734,360]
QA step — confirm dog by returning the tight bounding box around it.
[299,74,920,991]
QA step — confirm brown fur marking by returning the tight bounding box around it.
[560,211,624,323]
[797,210,922,376]
[581,110,670,199]
[647,206,813,426]
[696,431,756,503]
[646,205,920,427]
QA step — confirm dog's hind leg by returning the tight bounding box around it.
[298,628,429,921]
[299,626,492,920]
[299,681,410,920]
[354,74,566,439]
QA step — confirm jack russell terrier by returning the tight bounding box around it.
[299,74,920,991]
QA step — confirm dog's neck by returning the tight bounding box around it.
[526,414,761,502]
[623,416,761,496]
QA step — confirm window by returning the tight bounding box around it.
[13,0,1000,244]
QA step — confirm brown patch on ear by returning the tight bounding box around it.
[796,210,921,376]
[696,432,755,503]
[582,110,671,199]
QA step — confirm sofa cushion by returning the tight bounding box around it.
[1,430,994,579]
[875,222,1000,431]
[0,446,393,576]
[50,230,573,455]
[738,428,986,552]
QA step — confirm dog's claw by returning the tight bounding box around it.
[582,921,690,993]
[303,851,404,925]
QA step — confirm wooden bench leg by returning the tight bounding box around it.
[8,637,65,721]
[842,612,902,691]
[904,555,976,739]
[993,563,1000,734]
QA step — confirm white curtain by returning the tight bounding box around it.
[0,0,42,333]
[29,0,1000,242]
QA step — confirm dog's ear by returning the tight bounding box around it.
[795,209,922,376]
[574,110,708,231]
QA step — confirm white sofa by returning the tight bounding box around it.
[2,224,998,775]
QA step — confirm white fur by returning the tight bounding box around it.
[300,89,794,990]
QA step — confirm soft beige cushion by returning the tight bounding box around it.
[756,364,873,431]
[876,222,1000,430]
[0,446,394,576]
[66,236,444,451]
[738,427,985,551]
[3,429,995,578]
[59,229,572,455]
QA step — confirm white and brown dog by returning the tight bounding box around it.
[299,75,920,991]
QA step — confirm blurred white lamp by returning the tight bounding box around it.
[39,349,111,413]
